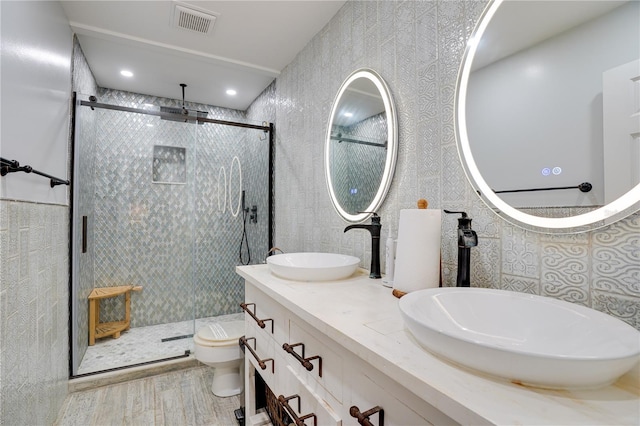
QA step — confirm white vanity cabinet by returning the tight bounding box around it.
[241,275,443,426]
[242,283,343,425]
[238,265,640,426]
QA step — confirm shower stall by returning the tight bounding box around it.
[70,89,273,377]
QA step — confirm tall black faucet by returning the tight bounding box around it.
[344,213,382,279]
[444,210,478,287]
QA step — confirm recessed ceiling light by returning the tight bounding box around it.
[120,70,134,77]
[226,89,237,96]
[344,112,353,117]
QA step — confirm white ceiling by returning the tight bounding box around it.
[60,1,346,110]
[473,0,628,71]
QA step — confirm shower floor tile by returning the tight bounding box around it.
[77,313,243,376]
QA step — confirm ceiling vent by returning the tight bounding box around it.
[172,2,218,35]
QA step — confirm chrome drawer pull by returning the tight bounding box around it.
[239,336,274,373]
[278,394,317,426]
[240,302,274,333]
[350,405,384,426]
[282,342,322,377]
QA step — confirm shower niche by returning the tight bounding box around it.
[152,145,187,184]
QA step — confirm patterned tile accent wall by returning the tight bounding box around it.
[250,1,639,329]
[0,201,69,425]
[78,89,270,327]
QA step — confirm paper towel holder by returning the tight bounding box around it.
[391,204,442,299]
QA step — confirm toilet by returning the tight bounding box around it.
[193,320,245,397]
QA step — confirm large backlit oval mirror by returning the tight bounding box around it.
[325,68,398,223]
[456,0,640,233]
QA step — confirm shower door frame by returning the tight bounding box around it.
[69,94,274,378]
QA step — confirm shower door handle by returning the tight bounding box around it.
[82,215,88,253]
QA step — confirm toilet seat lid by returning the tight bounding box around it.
[196,320,244,344]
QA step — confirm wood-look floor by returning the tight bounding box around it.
[55,367,241,426]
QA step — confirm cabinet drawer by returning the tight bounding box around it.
[346,368,456,426]
[347,372,429,426]
[274,352,342,426]
[288,319,343,403]
[243,324,277,389]
[244,283,288,344]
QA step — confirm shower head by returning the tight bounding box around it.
[160,83,208,124]
[160,106,208,123]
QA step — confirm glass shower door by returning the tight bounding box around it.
[191,121,271,327]
[71,95,198,376]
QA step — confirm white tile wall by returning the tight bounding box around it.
[0,200,69,425]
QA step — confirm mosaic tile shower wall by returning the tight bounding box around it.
[76,89,270,328]
[71,37,99,368]
[331,113,387,214]
[249,1,639,329]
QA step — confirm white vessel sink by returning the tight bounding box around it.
[266,252,360,281]
[399,287,640,389]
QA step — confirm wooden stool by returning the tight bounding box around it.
[88,285,142,346]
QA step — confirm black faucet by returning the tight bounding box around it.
[344,213,382,279]
[444,210,478,287]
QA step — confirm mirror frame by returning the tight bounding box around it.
[325,68,398,223]
[455,0,640,233]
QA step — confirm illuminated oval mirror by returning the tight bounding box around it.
[325,68,398,223]
[456,0,640,233]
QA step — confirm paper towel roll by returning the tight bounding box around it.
[393,209,441,293]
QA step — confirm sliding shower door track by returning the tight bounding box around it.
[71,350,192,380]
[79,100,271,131]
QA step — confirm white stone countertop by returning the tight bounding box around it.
[236,265,640,426]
